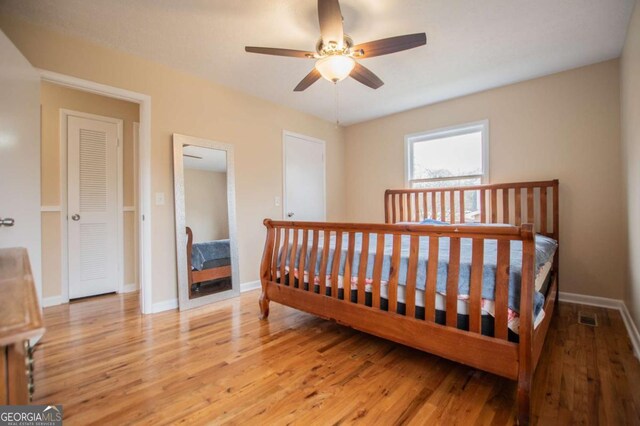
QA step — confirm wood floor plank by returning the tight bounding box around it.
[30,292,640,425]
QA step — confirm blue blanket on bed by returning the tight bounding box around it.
[280,230,557,316]
[191,239,230,271]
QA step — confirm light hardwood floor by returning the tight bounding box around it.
[33,291,640,425]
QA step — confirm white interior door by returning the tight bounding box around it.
[67,115,119,299]
[283,132,326,221]
[0,29,42,298]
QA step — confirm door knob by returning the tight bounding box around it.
[71,214,81,221]
[287,212,294,218]
[0,217,15,227]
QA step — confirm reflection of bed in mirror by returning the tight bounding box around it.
[186,226,232,295]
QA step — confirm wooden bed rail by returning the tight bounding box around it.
[385,179,559,240]
[186,226,195,288]
[259,220,537,368]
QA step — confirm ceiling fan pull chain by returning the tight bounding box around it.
[334,82,340,127]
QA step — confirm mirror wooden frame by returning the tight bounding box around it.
[172,133,240,311]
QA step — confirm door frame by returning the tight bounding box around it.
[282,130,327,221]
[132,122,140,292]
[40,69,154,314]
[61,109,124,300]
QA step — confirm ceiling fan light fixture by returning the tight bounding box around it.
[315,55,355,83]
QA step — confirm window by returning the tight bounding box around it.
[405,121,488,222]
[405,120,488,189]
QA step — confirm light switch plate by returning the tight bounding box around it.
[155,192,165,206]
[274,196,281,207]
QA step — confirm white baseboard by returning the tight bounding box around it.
[241,280,261,293]
[559,291,640,358]
[151,298,178,313]
[619,304,640,360]
[44,285,138,306]
[558,291,623,309]
[42,295,64,308]
[123,283,138,293]
[44,281,258,313]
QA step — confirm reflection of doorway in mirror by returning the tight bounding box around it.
[182,146,232,299]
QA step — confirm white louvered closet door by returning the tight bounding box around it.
[68,116,118,299]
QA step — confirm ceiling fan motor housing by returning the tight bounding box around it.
[316,35,354,57]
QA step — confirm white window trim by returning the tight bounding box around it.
[404,120,490,188]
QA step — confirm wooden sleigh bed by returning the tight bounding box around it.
[259,180,559,425]
[186,227,232,289]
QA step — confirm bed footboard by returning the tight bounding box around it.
[259,219,541,423]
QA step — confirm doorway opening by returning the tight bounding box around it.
[39,71,153,314]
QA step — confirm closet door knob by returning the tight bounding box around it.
[0,218,15,227]
[71,214,80,221]
[287,212,294,218]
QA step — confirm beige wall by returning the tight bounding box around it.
[184,169,229,243]
[622,1,640,328]
[40,81,139,298]
[345,59,625,300]
[0,15,346,305]
[3,13,629,306]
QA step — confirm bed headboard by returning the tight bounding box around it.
[384,180,559,240]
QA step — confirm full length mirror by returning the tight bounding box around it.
[173,134,239,310]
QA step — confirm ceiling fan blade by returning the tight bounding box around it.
[352,33,427,58]
[350,62,384,89]
[294,68,322,91]
[245,47,315,58]
[318,0,344,47]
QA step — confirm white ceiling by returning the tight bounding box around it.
[183,145,227,173]
[0,0,634,125]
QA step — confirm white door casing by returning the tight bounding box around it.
[0,29,42,299]
[133,122,140,291]
[67,115,120,299]
[283,131,326,222]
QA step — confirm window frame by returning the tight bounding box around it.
[404,120,490,188]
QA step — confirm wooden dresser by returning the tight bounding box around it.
[0,247,44,404]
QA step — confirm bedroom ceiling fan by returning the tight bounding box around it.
[245,0,427,91]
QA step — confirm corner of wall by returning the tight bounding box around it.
[620,0,640,331]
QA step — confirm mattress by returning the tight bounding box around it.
[382,256,552,309]
[283,257,552,337]
[389,257,552,333]
[191,239,231,270]
[278,229,557,339]
[201,257,231,270]
[279,231,557,311]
